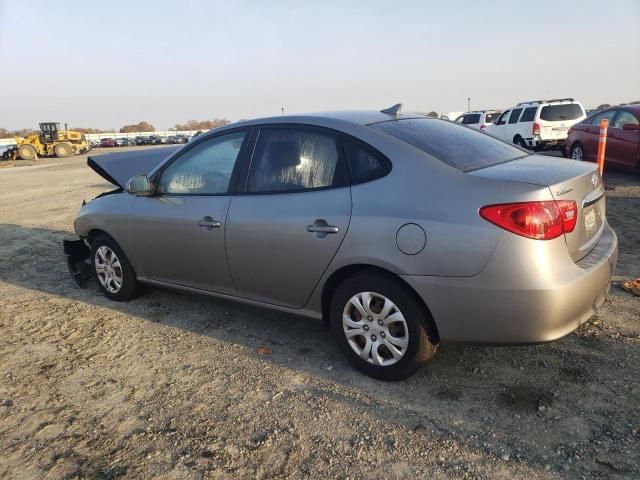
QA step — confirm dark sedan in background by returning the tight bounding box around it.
[565,104,640,173]
[99,138,117,148]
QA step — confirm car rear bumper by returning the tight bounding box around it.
[403,223,618,344]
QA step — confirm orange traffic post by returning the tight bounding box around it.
[596,118,608,176]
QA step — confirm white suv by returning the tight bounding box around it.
[484,98,586,150]
[453,110,503,132]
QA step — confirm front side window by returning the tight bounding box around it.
[496,110,510,125]
[612,110,639,129]
[592,110,617,127]
[247,128,344,193]
[540,103,584,121]
[371,118,527,172]
[509,108,523,124]
[157,131,246,194]
[519,107,537,122]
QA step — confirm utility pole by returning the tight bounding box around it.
[467,97,471,112]
[281,107,284,116]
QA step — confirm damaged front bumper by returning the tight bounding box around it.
[63,238,93,288]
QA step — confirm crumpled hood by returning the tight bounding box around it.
[87,146,180,188]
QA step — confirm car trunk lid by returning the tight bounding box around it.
[470,155,605,261]
[87,146,180,188]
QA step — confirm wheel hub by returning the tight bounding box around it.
[94,246,123,294]
[342,291,409,367]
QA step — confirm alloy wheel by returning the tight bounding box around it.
[342,291,409,366]
[571,146,584,161]
[94,246,123,293]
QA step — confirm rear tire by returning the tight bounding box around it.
[90,234,141,302]
[18,145,37,160]
[330,271,438,380]
[54,142,73,158]
[570,143,585,161]
[514,135,528,149]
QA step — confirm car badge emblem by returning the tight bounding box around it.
[591,172,599,187]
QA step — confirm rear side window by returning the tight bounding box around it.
[342,137,391,184]
[520,107,537,122]
[247,128,347,193]
[371,118,527,172]
[540,104,584,121]
[509,109,523,124]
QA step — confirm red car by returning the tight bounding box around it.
[99,138,117,148]
[564,104,640,173]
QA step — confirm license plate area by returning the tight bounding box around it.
[584,206,597,236]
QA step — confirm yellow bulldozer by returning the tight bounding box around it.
[3,122,90,160]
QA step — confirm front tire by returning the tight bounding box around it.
[90,234,140,301]
[330,271,438,380]
[18,144,37,160]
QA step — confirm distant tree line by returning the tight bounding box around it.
[0,127,38,138]
[1,120,232,139]
[170,119,230,131]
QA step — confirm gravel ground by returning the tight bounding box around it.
[0,149,638,479]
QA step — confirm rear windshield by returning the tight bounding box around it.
[371,118,528,172]
[461,114,481,125]
[484,112,501,124]
[540,104,584,121]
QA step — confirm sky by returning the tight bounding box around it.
[0,0,638,130]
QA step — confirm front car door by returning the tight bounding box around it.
[587,110,618,162]
[128,129,250,294]
[487,110,510,141]
[607,109,640,171]
[226,125,352,308]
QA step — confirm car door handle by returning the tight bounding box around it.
[307,225,339,234]
[307,219,339,238]
[198,216,221,230]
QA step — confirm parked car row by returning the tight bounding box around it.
[453,98,639,173]
[564,103,640,173]
[92,134,196,148]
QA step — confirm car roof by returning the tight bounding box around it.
[224,110,427,129]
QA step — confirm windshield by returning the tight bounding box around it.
[540,103,584,121]
[484,112,501,124]
[370,118,528,171]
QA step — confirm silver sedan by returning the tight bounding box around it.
[65,106,618,380]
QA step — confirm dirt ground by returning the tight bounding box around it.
[0,148,638,479]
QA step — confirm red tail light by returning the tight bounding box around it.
[480,124,487,131]
[479,200,577,240]
[532,122,541,135]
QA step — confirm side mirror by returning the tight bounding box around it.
[125,175,152,196]
[622,123,640,131]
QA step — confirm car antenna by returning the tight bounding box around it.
[381,103,402,116]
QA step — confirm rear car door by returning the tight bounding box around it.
[226,125,352,308]
[128,129,250,294]
[607,110,640,171]
[506,108,523,142]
